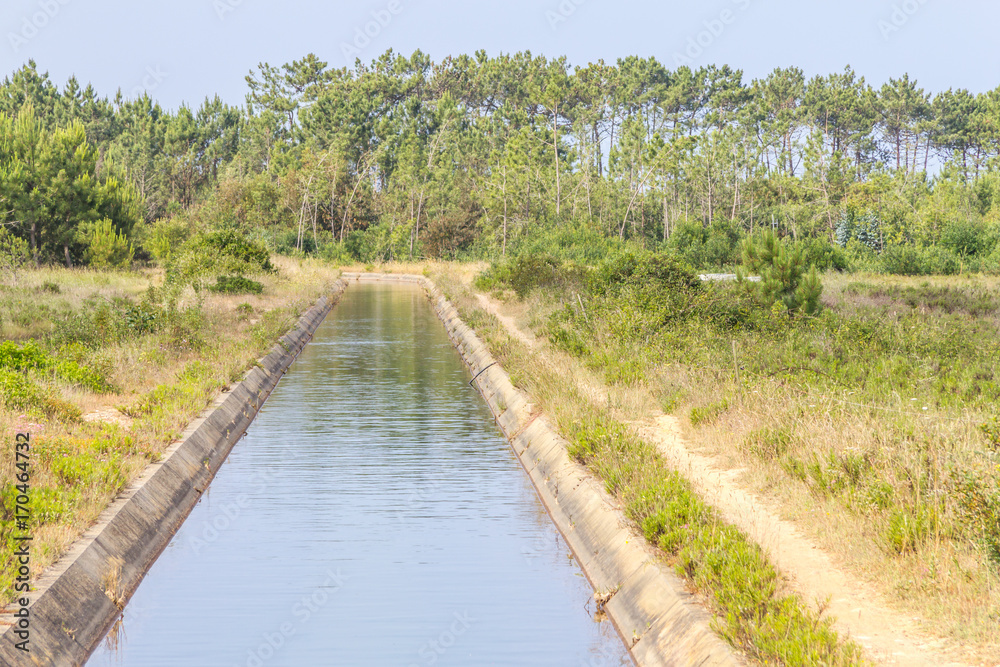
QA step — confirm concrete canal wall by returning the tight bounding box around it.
[342,273,742,667]
[0,280,347,667]
[0,269,741,667]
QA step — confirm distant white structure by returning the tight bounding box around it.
[699,274,760,282]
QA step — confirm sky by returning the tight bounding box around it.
[1,0,997,110]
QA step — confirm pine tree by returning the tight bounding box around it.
[739,230,823,315]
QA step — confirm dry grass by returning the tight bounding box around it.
[0,259,341,601]
[453,264,1000,662]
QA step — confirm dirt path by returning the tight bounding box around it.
[474,290,976,667]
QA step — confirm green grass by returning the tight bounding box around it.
[0,259,341,603]
[486,257,1000,649]
[434,270,862,665]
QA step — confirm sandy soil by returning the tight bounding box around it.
[474,289,980,667]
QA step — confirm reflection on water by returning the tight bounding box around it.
[87,283,632,666]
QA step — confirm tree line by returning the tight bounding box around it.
[3,53,1000,271]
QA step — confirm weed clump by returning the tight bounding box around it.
[209,275,264,295]
[565,415,860,664]
[474,253,588,298]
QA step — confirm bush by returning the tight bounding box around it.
[475,253,588,298]
[167,229,274,288]
[665,219,742,270]
[85,218,134,269]
[139,217,197,263]
[739,231,823,315]
[940,219,990,258]
[0,228,31,283]
[501,223,631,264]
[591,251,701,297]
[208,275,264,295]
[199,230,273,272]
[879,245,961,276]
[794,237,849,272]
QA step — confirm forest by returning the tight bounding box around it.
[2,51,1000,273]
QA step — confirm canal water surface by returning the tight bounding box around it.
[88,283,632,666]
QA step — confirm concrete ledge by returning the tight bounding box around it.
[0,280,347,667]
[342,272,742,667]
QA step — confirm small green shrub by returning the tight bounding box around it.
[86,218,134,269]
[879,245,961,276]
[475,253,588,298]
[0,229,31,283]
[690,399,729,426]
[885,506,936,554]
[591,251,701,297]
[200,230,274,272]
[209,275,264,295]
[739,231,823,315]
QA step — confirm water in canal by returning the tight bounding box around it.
[88,283,632,666]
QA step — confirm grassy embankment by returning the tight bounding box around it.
[427,261,863,666]
[0,257,340,603]
[455,254,1000,663]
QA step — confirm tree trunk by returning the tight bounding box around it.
[662,196,669,242]
[64,244,72,268]
[553,110,561,216]
[30,223,38,267]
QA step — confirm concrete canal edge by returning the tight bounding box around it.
[0,279,347,667]
[342,273,742,667]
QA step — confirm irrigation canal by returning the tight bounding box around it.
[87,282,632,666]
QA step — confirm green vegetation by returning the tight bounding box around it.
[568,415,856,664]
[0,259,340,602]
[470,251,1000,651]
[440,268,861,664]
[4,57,1000,272]
[3,50,1000,661]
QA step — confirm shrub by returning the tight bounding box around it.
[200,230,274,271]
[475,253,588,298]
[208,275,264,295]
[739,231,823,315]
[591,251,701,297]
[940,219,990,258]
[794,237,849,272]
[879,245,961,276]
[141,217,197,263]
[665,219,742,270]
[86,218,134,269]
[0,228,31,283]
[885,506,935,554]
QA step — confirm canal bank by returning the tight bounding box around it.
[0,281,348,666]
[2,270,740,666]
[86,280,630,666]
[342,273,741,667]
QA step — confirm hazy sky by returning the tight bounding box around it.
[1,0,997,110]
